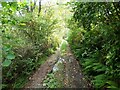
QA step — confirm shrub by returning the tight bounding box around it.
[67,2,120,89]
[1,2,58,88]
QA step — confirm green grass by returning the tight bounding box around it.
[60,40,68,53]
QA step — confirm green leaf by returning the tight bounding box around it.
[3,45,11,52]
[94,74,106,80]
[2,60,11,67]
[19,23,26,26]
[107,86,118,88]
[106,81,118,88]
[92,79,106,88]
[6,53,15,60]
[2,84,7,88]
[92,74,108,88]
[1,2,7,7]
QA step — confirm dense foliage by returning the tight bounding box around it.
[1,1,120,89]
[1,2,59,88]
[68,2,120,88]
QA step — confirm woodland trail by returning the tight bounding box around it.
[53,44,91,88]
[24,43,91,88]
[24,3,91,89]
[24,49,60,88]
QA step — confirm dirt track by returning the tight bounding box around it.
[24,49,60,88]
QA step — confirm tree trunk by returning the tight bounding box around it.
[38,0,41,17]
[31,0,37,12]
[30,1,32,12]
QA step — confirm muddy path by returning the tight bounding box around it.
[53,44,91,88]
[24,43,91,89]
[23,3,91,89]
[24,49,60,88]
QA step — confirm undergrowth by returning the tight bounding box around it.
[43,73,62,88]
[67,2,120,89]
[1,2,59,89]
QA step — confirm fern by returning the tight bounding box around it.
[106,81,118,89]
[92,74,107,88]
